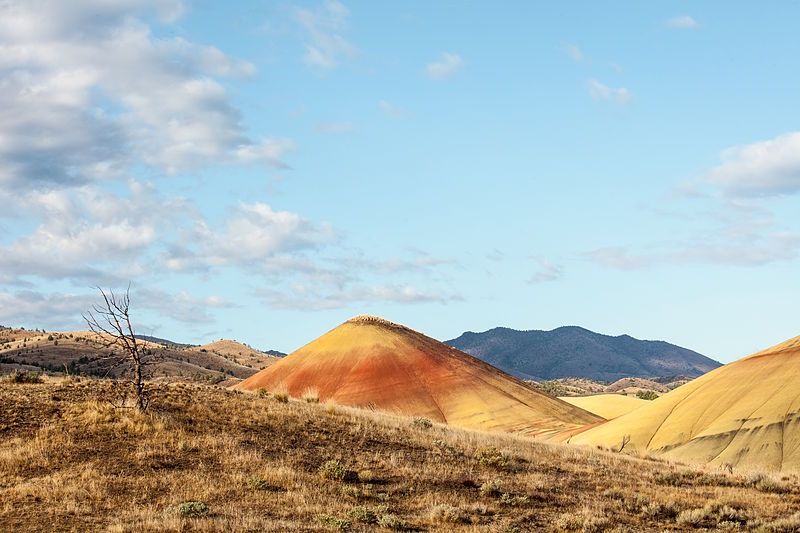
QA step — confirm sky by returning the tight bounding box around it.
[1,1,799,362]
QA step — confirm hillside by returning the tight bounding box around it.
[0,329,278,384]
[569,335,800,472]
[236,315,602,439]
[2,377,799,532]
[447,326,720,381]
[559,394,649,420]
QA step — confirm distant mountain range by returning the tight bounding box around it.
[446,326,721,382]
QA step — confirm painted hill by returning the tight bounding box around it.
[235,315,602,439]
[559,394,648,420]
[446,326,720,381]
[569,335,800,472]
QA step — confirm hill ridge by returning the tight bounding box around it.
[447,325,720,382]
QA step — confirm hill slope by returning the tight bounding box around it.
[569,335,800,472]
[236,315,602,439]
[0,329,278,383]
[559,394,648,420]
[2,378,800,531]
[446,325,720,381]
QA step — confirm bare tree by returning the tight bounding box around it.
[83,286,157,412]
[618,434,631,453]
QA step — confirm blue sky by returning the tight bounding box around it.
[1,1,799,362]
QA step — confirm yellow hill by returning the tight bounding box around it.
[559,394,648,419]
[569,335,800,472]
[235,315,602,439]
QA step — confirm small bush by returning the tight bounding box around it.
[641,501,679,520]
[6,371,44,384]
[602,487,624,501]
[348,505,387,524]
[178,501,209,518]
[749,473,791,494]
[302,387,320,403]
[636,390,659,401]
[247,476,283,492]
[377,513,405,530]
[256,388,270,399]
[273,391,289,403]
[317,514,351,531]
[499,492,529,507]
[756,512,800,532]
[475,447,510,469]
[479,479,502,497]
[357,469,376,483]
[319,460,353,482]
[676,500,749,528]
[555,510,610,532]
[429,503,468,524]
[411,417,433,430]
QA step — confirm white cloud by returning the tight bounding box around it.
[0,0,287,188]
[258,284,462,311]
[137,287,232,324]
[0,181,181,282]
[705,132,800,197]
[666,15,698,29]
[565,43,583,62]
[426,52,463,80]
[587,229,800,270]
[165,202,336,272]
[295,0,355,69]
[588,79,631,104]
[586,247,653,271]
[0,290,95,330]
[378,100,406,119]
[528,258,564,283]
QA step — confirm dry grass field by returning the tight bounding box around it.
[2,376,800,532]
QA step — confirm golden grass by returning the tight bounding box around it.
[1,379,800,531]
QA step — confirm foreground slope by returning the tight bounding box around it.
[236,315,602,438]
[570,335,800,472]
[559,394,648,420]
[2,378,800,532]
[447,326,720,381]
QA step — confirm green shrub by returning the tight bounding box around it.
[246,476,283,492]
[377,513,405,530]
[475,447,510,469]
[479,479,502,497]
[348,505,387,524]
[317,514,351,531]
[178,501,209,518]
[273,391,289,403]
[750,473,791,494]
[755,512,800,532]
[319,460,350,481]
[412,417,433,430]
[429,503,468,524]
[676,500,749,528]
[499,492,529,506]
[636,390,659,401]
[6,371,44,384]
